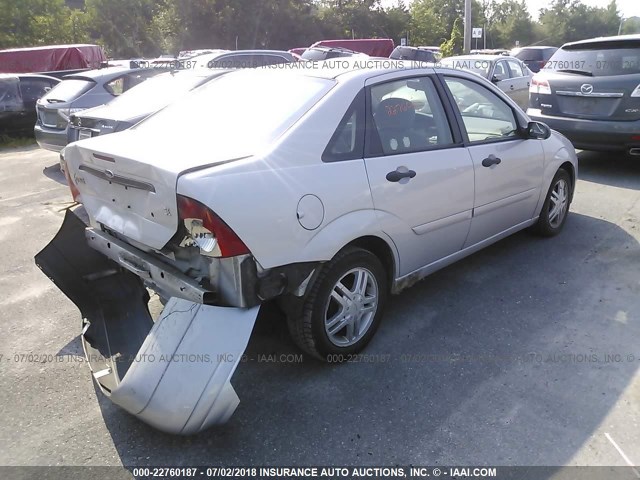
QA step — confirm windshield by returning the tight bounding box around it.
[98,71,219,117]
[390,47,436,63]
[134,70,334,149]
[544,43,640,76]
[42,78,95,102]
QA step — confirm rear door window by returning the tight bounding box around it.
[105,71,157,96]
[368,76,454,156]
[19,78,56,106]
[0,77,23,110]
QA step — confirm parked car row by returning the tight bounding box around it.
[32,49,300,151]
[0,74,59,134]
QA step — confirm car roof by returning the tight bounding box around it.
[443,54,500,62]
[217,50,293,56]
[514,46,556,50]
[63,66,150,81]
[0,73,59,81]
[563,34,640,48]
[394,46,434,51]
[262,57,440,81]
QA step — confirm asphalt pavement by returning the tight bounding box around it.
[0,146,639,469]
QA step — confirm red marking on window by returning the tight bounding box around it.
[385,102,412,116]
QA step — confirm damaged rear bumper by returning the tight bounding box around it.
[34,209,259,434]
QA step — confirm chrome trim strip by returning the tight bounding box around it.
[556,90,624,98]
[412,210,472,235]
[78,164,156,192]
[474,188,538,217]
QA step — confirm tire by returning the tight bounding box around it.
[531,168,572,237]
[286,247,388,361]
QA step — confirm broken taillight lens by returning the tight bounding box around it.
[177,195,250,258]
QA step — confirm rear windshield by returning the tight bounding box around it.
[92,71,223,118]
[390,47,436,63]
[514,49,543,61]
[544,42,640,76]
[301,48,353,61]
[134,70,334,149]
[0,77,23,110]
[211,54,290,68]
[42,78,95,102]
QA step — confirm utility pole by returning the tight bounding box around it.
[464,0,472,54]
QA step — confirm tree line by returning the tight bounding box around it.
[0,0,635,58]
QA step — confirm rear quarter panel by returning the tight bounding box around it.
[177,77,396,270]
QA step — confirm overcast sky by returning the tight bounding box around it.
[381,0,640,19]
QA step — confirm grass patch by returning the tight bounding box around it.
[0,134,37,149]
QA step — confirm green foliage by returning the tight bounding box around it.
[621,16,640,35]
[0,0,627,58]
[440,17,464,57]
[539,0,620,46]
[85,0,160,57]
[0,0,89,48]
[483,0,535,49]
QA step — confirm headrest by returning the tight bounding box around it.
[375,97,415,131]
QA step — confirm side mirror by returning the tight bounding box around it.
[526,121,551,140]
[491,75,500,83]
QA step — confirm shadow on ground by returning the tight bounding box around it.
[578,151,640,190]
[93,215,640,467]
[77,160,640,469]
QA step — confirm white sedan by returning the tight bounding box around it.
[36,60,577,434]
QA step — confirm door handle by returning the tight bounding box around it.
[386,168,416,182]
[482,155,502,167]
[510,85,515,90]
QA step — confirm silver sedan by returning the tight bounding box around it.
[440,54,534,109]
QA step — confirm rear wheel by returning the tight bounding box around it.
[532,168,571,236]
[286,247,388,361]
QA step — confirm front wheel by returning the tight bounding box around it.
[286,247,388,361]
[532,168,572,236]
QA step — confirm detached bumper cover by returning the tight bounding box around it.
[35,210,259,434]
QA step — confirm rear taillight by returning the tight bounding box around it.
[177,195,250,258]
[57,108,85,128]
[631,84,640,97]
[530,75,551,95]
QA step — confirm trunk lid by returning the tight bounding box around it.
[534,71,640,121]
[64,129,252,250]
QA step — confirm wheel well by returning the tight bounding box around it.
[347,236,396,287]
[560,161,576,200]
